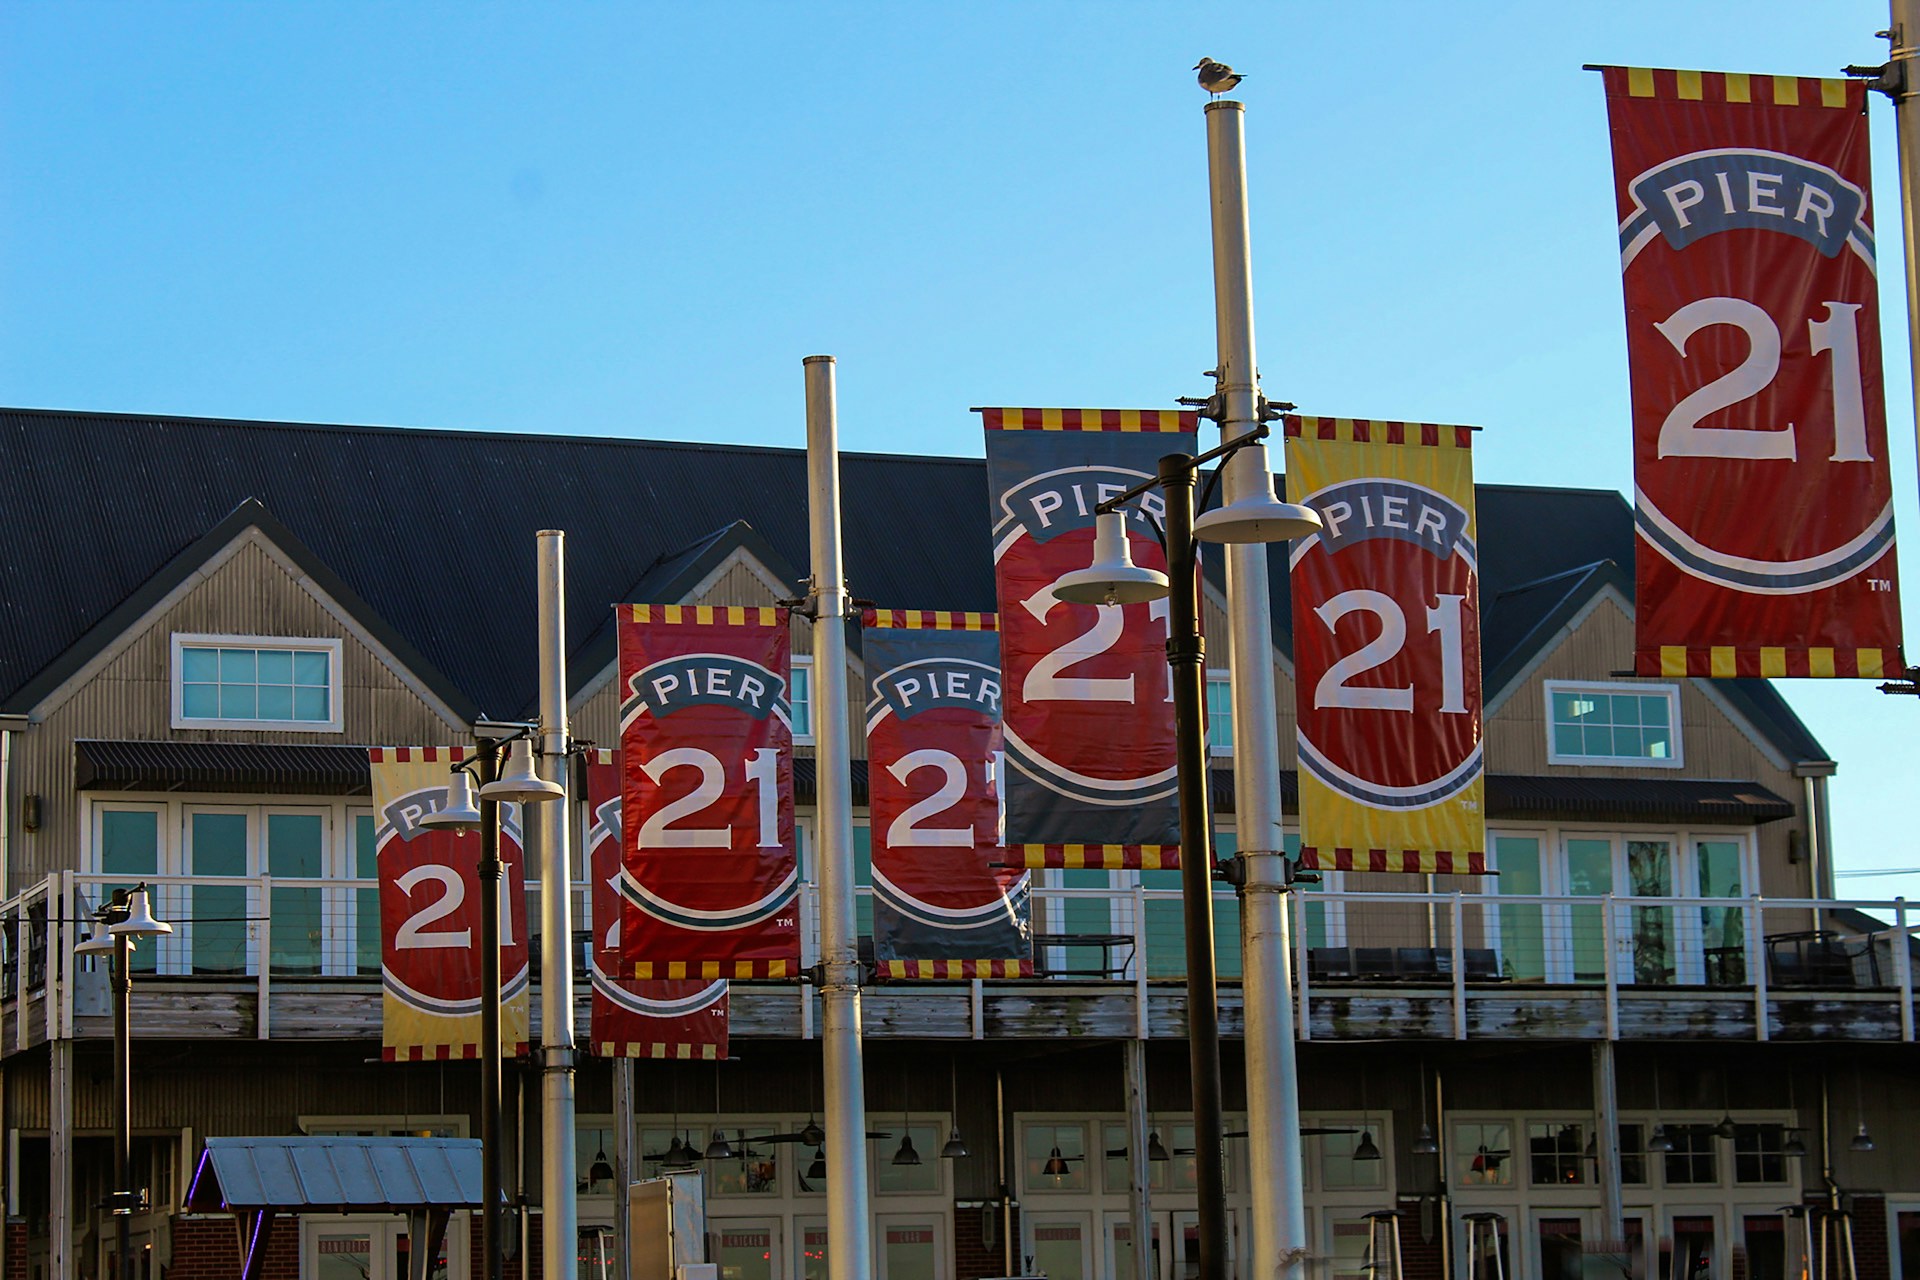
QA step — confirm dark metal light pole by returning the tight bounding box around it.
[424,726,562,1280]
[1052,423,1319,1280]
[475,744,505,1280]
[1159,453,1231,1280]
[78,884,171,1280]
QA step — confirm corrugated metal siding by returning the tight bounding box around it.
[8,535,462,888]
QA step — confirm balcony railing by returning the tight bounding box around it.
[4,873,1914,1046]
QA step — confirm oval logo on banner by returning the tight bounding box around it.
[380,809,530,1013]
[1624,147,1894,596]
[998,516,1177,811]
[1293,480,1483,808]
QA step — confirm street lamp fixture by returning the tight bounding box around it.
[1053,421,1320,1280]
[75,883,172,1280]
[419,725,563,1280]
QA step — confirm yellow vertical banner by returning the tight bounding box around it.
[1283,418,1487,874]
[370,748,532,1060]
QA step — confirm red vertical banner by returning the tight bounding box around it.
[978,407,1196,870]
[1283,418,1486,875]
[585,752,729,1059]
[862,610,1032,979]
[617,604,798,979]
[370,747,530,1060]
[1600,66,1904,677]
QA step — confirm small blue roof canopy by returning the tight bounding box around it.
[187,1136,485,1280]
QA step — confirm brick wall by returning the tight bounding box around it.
[8,1218,27,1280]
[953,1201,1019,1280]
[1854,1197,1889,1280]
[1398,1199,1445,1280]
[167,1215,298,1280]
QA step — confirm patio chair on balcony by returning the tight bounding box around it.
[1354,947,1397,979]
[1463,948,1503,981]
[1395,948,1441,979]
[1308,946,1354,981]
[1765,930,1880,988]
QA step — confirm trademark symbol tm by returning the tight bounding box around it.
[1869,578,1892,591]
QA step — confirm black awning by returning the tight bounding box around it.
[75,740,372,794]
[1483,774,1794,824]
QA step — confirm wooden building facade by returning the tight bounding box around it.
[0,408,1915,1280]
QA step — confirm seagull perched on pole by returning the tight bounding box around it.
[1195,58,1244,97]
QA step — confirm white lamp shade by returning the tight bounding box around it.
[75,922,117,957]
[108,886,173,938]
[479,738,566,804]
[1192,474,1323,544]
[421,767,483,830]
[1052,511,1170,606]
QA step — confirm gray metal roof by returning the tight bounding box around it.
[0,408,1827,764]
[187,1136,485,1211]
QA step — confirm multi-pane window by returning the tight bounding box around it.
[1319,1125,1385,1190]
[1205,673,1233,754]
[173,634,342,730]
[1617,1123,1647,1185]
[1456,1122,1513,1186]
[1024,1122,1089,1192]
[1662,1125,1717,1185]
[1544,681,1681,766]
[1733,1123,1788,1184]
[790,659,813,741]
[1528,1122,1587,1186]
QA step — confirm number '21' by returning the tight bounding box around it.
[1655,297,1872,463]
[1313,590,1468,715]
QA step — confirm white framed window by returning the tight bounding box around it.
[1543,680,1681,768]
[791,657,814,743]
[1205,672,1233,756]
[172,633,344,731]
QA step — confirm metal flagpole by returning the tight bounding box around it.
[1204,95,1311,1280]
[536,530,579,1280]
[1883,0,1920,497]
[805,354,874,1280]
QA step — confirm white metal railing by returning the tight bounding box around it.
[4,875,1913,1044]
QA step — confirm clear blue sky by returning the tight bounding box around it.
[4,2,1916,903]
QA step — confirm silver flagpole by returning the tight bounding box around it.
[536,529,580,1280]
[805,355,875,1280]
[1204,96,1311,1280]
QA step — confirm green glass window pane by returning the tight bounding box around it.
[181,647,219,682]
[1642,695,1671,727]
[1205,678,1233,751]
[1142,867,1184,978]
[1551,692,1581,721]
[220,649,256,682]
[220,685,257,719]
[874,1124,939,1194]
[194,883,249,974]
[1552,724,1581,755]
[852,823,872,941]
[268,814,323,876]
[1583,724,1612,755]
[1612,726,1642,758]
[1697,842,1742,897]
[182,684,219,718]
[101,811,159,876]
[1646,730,1671,759]
[257,685,294,720]
[1613,695,1642,726]
[1565,840,1612,895]
[294,686,329,721]
[1495,836,1545,982]
[293,650,330,685]
[257,650,293,684]
[1059,868,1111,939]
[190,813,248,876]
[790,666,812,738]
[356,814,381,974]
